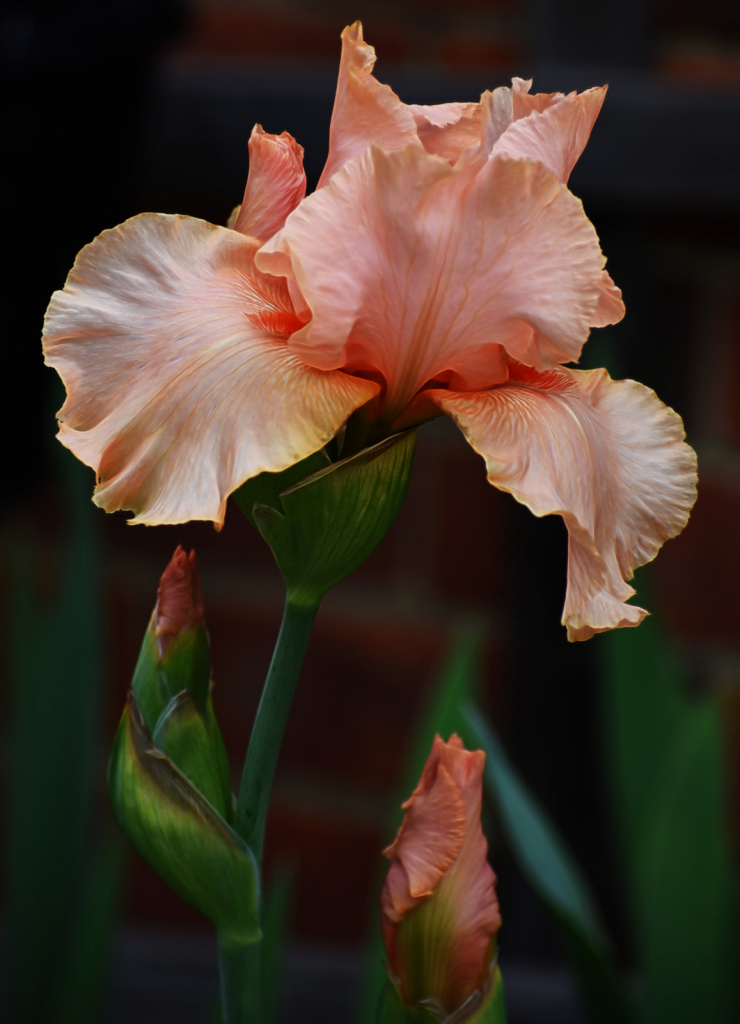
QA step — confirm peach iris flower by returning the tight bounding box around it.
[42,23,697,641]
[381,734,501,1015]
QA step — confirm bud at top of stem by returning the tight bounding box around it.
[155,546,205,658]
[381,735,501,1020]
[132,546,211,737]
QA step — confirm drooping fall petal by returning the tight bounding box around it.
[381,735,501,1014]
[233,126,306,241]
[431,364,698,641]
[258,145,607,421]
[318,21,417,186]
[42,213,377,526]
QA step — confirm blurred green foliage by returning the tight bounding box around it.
[3,448,123,1023]
[598,599,739,1024]
[361,605,740,1024]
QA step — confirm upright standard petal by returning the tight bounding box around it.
[318,21,417,186]
[408,101,482,164]
[432,364,698,640]
[233,126,306,241]
[486,79,622,327]
[258,145,607,421]
[492,84,606,184]
[43,214,376,526]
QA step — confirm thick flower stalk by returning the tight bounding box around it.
[381,734,502,1020]
[42,22,696,642]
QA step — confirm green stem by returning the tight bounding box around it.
[218,940,261,1024]
[235,599,319,864]
[217,599,318,1024]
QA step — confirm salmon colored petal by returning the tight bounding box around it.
[431,364,697,641]
[479,86,514,151]
[511,76,567,117]
[233,126,306,241]
[493,85,606,183]
[592,270,626,327]
[382,735,500,1013]
[258,145,607,420]
[434,773,500,1009]
[156,546,205,655]
[408,101,482,163]
[383,761,466,908]
[42,214,377,526]
[318,21,417,186]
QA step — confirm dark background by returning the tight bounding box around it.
[2,1,740,1021]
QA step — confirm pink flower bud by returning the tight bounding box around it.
[154,546,205,658]
[381,734,501,1016]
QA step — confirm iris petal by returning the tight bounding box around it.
[431,364,698,640]
[43,213,376,526]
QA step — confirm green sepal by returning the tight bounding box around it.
[377,965,506,1024]
[160,622,211,714]
[473,968,507,1024]
[233,449,331,527]
[247,431,417,607]
[152,690,233,823]
[108,695,259,949]
[131,619,211,734]
[377,981,432,1024]
[131,625,169,734]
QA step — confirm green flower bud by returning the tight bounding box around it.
[131,546,211,730]
[127,547,232,819]
[108,696,259,949]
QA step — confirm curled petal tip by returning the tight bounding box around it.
[234,124,306,241]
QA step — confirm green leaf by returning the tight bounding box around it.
[464,705,603,939]
[4,448,108,1021]
[152,691,233,823]
[51,830,125,1024]
[251,431,417,607]
[463,703,638,1024]
[108,696,260,949]
[600,615,739,1024]
[398,623,482,822]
